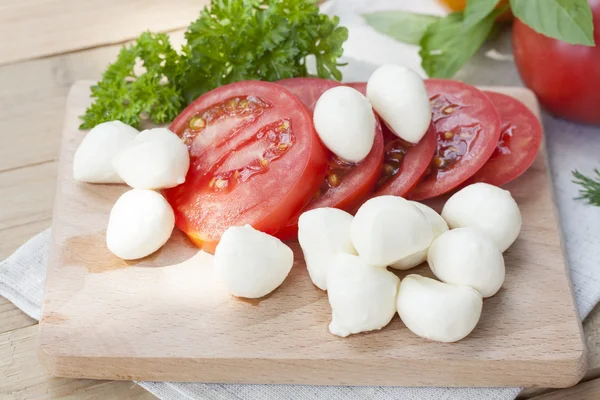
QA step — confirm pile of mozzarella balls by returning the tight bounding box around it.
[214,183,521,342]
[72,122,190,260]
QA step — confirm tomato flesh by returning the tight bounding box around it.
[164,81,328,253]
[408,79,501,200]
[465,91,542,186]
[347,82,440,198]
[275,78,384,239]
[374,123,437,197]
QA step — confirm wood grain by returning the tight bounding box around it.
[0,0,203,66]
[35,81,586,387]
[0,325,156,400]
[0,30,185,173]
[529,378,600,400]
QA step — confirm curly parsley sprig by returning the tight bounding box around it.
[80,0,348,129]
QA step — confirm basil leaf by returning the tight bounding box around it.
[464,0,501,28]
[363,11,440,45]
[510,0,595,46]
[420,11,496,78]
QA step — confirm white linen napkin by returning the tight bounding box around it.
[2,0,600,399]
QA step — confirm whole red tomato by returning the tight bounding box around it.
[512,0,600,125]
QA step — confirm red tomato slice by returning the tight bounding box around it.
[345,81,367,95]
[408,79,502,200]
[275,79,384,240]
[373,123,438,197]
[465,91,542,187]
[277,77,341,113]
[346,82,438,198]
[163,81,328,253]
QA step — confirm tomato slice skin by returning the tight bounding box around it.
[164,81,328,253]
[277,77,341,113]
[274,78,384,240]
[465,91,542,187]
[408,79,502,201]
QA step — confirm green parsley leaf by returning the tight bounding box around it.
[510,0,595,46]
[80,0,348,129]
[181,0,348,103]
[419,11,497,78]
[362,11,440,45]
[80,32,186,130]
[463,0,501,28]
[573,169,600,206]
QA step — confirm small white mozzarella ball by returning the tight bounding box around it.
[427,228,505,297]
[113,128,190,190]
[298,208,357,290]
[367,65,431,144]
[351,196,433,267]
[441,183,522,252]
[106,189,175,260]
[397,275,483,343]
[313,86,376,162]
[327,254,399,337]
[214,225,293,299]
[73,121,138,183]
[390,202,449,270]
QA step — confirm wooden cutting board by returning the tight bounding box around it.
[38,80,586,388]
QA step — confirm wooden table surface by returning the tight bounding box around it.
[0,1,599,399]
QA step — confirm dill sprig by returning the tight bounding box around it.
[573,169,600,206]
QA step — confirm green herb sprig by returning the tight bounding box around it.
[364,0,595,79]
[81,0,348,129]
[573,169,600,206]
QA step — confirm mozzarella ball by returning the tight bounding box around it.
[351,196,433,267]
[73,121,138,183]
[298,208,357,290]
[327,254,400,337]
[367,65,431,144]
[441,183,522,252]
[397,275,483,343]
[390,202,449,270]
[214,225,293,299]
[106,189,175,260]
[427,228,505,297]
[313,86,376,162]
[113,128,190,190]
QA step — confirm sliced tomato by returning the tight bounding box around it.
[408,79,502,200]
[275,79,384,240]
[346,82,438,198]
[345,81,368,95]
[373,123,437,197]
[277,77,341,113]
[163,81,328,253]
[465,91,542,186]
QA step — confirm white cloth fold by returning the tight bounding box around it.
[2,0,600,399]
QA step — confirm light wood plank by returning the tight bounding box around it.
[529,378,600,400]
[0,298,36,334]
[0,30,185,172]
[0,162,57,232]
[0,0,205,66]
[0,325,155,400]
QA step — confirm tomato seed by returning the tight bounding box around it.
[327,174,340,187]
[444,131,454,139]
[189,116,206,130]
[443,106,454,114]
